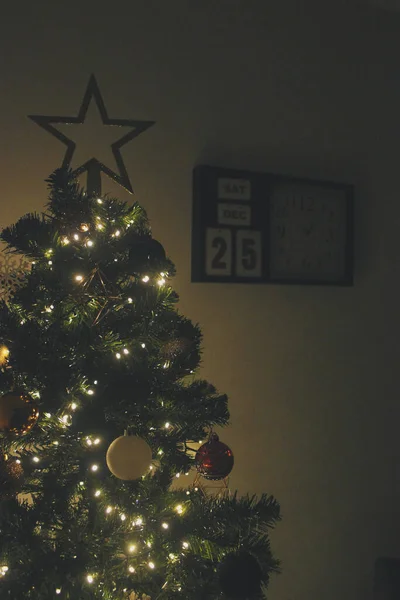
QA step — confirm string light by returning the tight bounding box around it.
[96,223,104,230]
[86,240,94,247]
[56,589,61,595]
[0,566,9,577]
[87,389,94,396]
[33,456,40,463]
[94,490,101,497]
[114,230,121,237]
[128,544,136,553]
[148,562,155,570]
[120,513,126,522]
[71,402,77,411]
[175,504,184,515]
[162,522,169,530]
[123,348,129,355]
[182,541,189,549]
[141,343,146,348]
[86,575,94,584]
[134,517,143,526]
[142,275,149,283]
[93,438,101,445]
[97,198,103,204]
[48,260,53,266]
[91,464,99,472]
[157,277,166,286]
[75,274,84,282]
[80,224,89,232]
[106,506,113,514]
[127,297,133,304]
[61,236,70,245]
[165,422,170,429]
[128,566,135,573]
[115,352,121,359]
[73,234,80,241]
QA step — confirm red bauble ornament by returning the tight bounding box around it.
[195,432,234,480]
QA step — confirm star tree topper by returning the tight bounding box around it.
[29,75,155,195]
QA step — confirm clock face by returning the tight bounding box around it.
[269,183,349,282]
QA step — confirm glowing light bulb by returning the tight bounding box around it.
[128,544,136,553]
[142,275,149,283]
[71,402,77,411]
[148,561,155,570]
[128,566,135,573]
[175,504,183,514]
[186,490,190,495]
[62,236,70,245]
[86,240,94,247]
[175,473,180,478]
[86,575,94,584]
[182,541,189,549]
[135,517,143,526]
[97,198,103,204]
[94,490,101,497]
[157,278,166,286]
[86,438,93,446]
[123,348,129,355]
[115,353,121,359]
[120,513,126,521]
[106,506,113,514]
[48,260,53,265]
[114,230,121,237]
[80,224,89,232]
[87,389,94,396]
[56,589,61,595]
[73,234,80,241]
[165,422,170,429]
[127,297,133,303]
[91,464,99,472]
[94,438,100,445]
[162,522,169,529]
[33,456,40,463]
[75,274,84,282]
[96,223,104,230]
[169,553,176,560]
[141,343,146,348]
[146,541,152,548]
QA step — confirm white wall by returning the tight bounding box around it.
[1,1,400,598]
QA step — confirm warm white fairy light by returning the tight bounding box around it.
[115,352,121,359]
[162,522,169,530]
[128,566,135,573]
[62,236,70,245]
[175,504,184,514]
[86,240,94,247]
[106,506,113,514]
[56,589,61,595]
[94,380,98,385]
[0,566,9,577]
[186,490,190,496]
[91,464,99,472]
[74,234,80,241]
[16,459,21,464]
[123,348,129,355]
[141,343,146,348]
[169,553,176,561]
[53,441,59,447]
[80,224,89,232]
[97,198,103,204]
[146,541,152,548]
[96,223,104,230]
[94,438,101,445]
[165,422,170,429]
[86,575,94,584]
[127,297,133,303]
[134,517,143,526]
[114,230,121,237]
[157,277,166,286]
[33,456,40,463]
[148,561,155,570]
[75,274,84,282]
[142,275,150,283]
[62,414,70,424]
[48,260,53,266]
[94,490,101,497]
[71,402,77,411]
[128,544,136,553]
[86,438,93,446]
[158,449,163,456]
[120,513,126,522]
[87,389,94,396]
[175,473,180,478]
[182,541,189,549]
[44,412,51,418]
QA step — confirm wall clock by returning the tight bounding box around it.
[192,166,354,285]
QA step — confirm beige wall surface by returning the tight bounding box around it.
[1,1,400,599]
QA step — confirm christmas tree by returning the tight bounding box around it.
[0,168,280,599]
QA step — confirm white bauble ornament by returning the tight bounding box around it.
[106,434,152,481]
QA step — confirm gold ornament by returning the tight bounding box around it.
[0,392,39,435]
[0,346,9,366]
[106,434,152,481]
